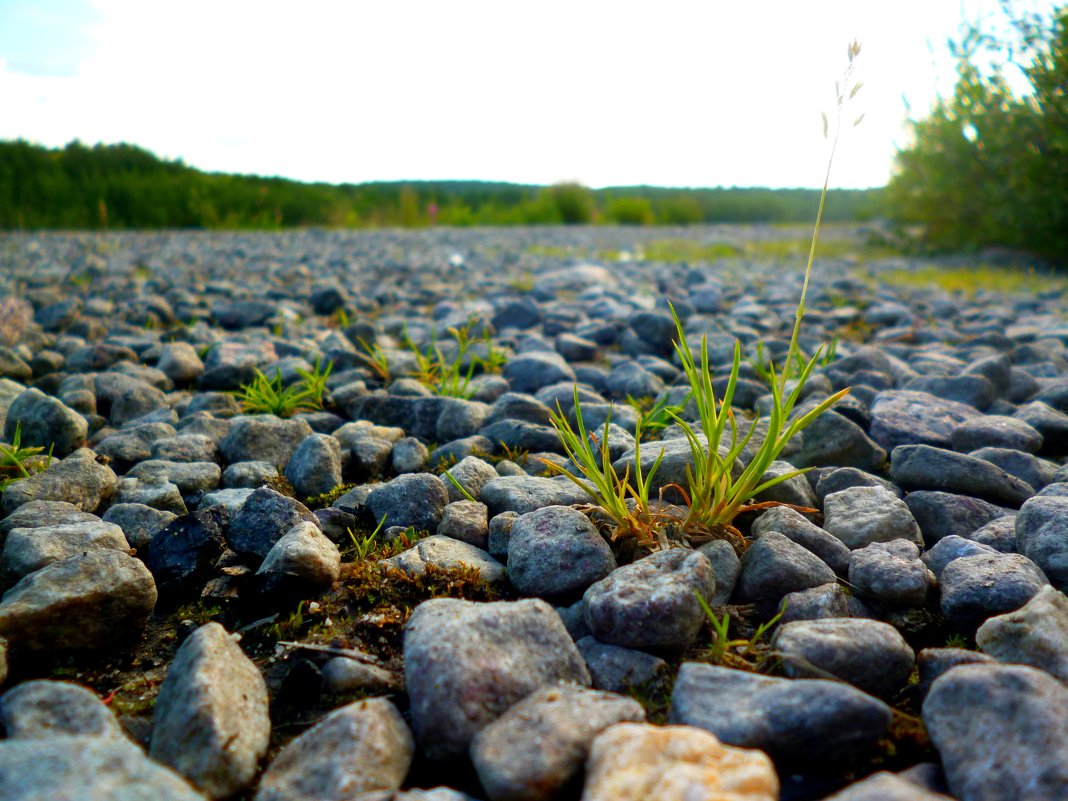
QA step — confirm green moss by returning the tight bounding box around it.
[303,483,357,510]
[879,263,1068,297]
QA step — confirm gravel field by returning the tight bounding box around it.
[0,225,1067,801]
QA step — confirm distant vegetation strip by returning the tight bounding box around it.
[0,140,884,230]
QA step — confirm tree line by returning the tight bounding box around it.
[0,139,883,230]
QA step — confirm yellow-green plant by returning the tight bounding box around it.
[696,592,786,668]
[0,422,53,489]
[357,338,392,383]
[347,514,388,561]
[235,357,333,417]
[626,392,691,439]
[541,388,669,550]
[402,317,506,398]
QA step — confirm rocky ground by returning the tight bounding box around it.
[0,225,1066,801]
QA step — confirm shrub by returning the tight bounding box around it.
[544,182,596,224]
[887,5,1068,263]
[605,196,655,225]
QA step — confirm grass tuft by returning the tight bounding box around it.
[0,422,54,490]
[234,357,333,417]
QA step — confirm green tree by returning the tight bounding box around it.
[887,4,1068,263]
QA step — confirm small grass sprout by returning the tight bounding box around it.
[442,469,479,503]
[357,338,392,383]
[0,422,54,489]
[696,593,786,669]
[347,515,387,562]
[235,357,333,417]
[626,392,691,439]
[401,317,506,398]
[349,531,378,561]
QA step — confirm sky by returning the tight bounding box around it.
[0,0,1059,189]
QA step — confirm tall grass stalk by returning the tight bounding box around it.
[668,41,862,539]
[544,41,862,553]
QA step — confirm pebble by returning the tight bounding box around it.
[508,505,616,599]
[1,519,130,581]
[226,486,320,564]
[150,622,270,799]
[367,472,449,533]
[976,584,1068,683]
[254,698,413,801]
[903,490,1008,545]
[378,534,506,583]
[750,506,851,576]
[923,664,1068,801]
[1,448,118,515]
[848,539,935,607]
[819,771,954,800]
[669,662,893,767]
[471,685,645,801]
[774,618,915,699]
[822,485,923,549]
[939,552,1049,631]
[0,735,208,800]
[283,432,342,498]
[0,550,157,651]
[256,520,341,595]
[890,444,1035,507]
[734,531,837,613]
[0,679,126,739]
[582,722,778,801]
[403,597,590,760]
[1014,494,1068,589]
[575,636,669,693]
[3,387,88,457]
[584,548,713,651]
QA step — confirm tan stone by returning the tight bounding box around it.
[582,722,778,801]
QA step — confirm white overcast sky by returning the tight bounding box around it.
[0,0,1058,189]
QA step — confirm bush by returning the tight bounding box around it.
[887,5,1068,263]
[543,182,595,224]
[605,196,655,225]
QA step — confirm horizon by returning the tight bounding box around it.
[0,1,1058,190]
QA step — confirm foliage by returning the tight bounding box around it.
[0,422,54,489]
[605,196,655,225]
[235,358,333,417]
[347,515,389,561]
[544,182,596,224]
[0,139,884,230]
[303,482,357,510]
[886,4,1068,263]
